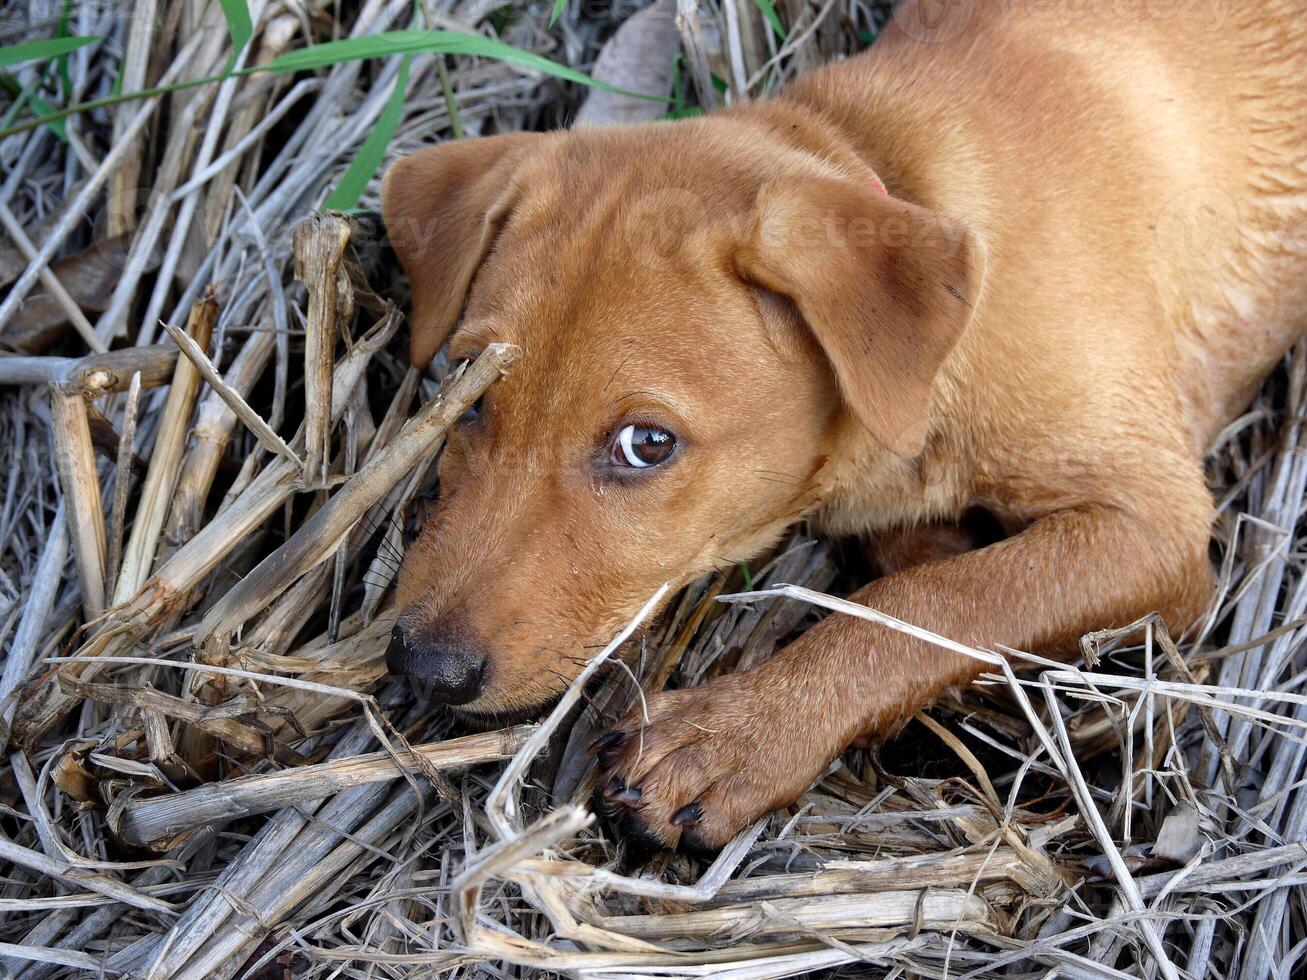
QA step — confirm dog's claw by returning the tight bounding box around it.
[604,777,642,806]
[590,731,624,754]
[672,802,703,827]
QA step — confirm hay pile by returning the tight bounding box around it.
[2,1,1306,977]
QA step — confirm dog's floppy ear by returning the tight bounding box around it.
[381,133,538,367]
[737,176,985,457]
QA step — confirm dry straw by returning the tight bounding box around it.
[1,2,1305,978]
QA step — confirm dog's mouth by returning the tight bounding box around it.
[443,692,565,728]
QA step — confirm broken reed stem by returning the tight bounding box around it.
[19,314,401,730]
[293,213,351,488]
[108,0,158,236]
[595,888,996,940]
[0,345,179,392]
[196,343,521,644]
[161,318,301,467]
[105,372,141,601]
[12,325,401,745]
[49,387,107,618]
[0,507,66,736]
[158,327,277,571]
[113,292,217,606]
[59,675,308,766]
[116,725,537,846]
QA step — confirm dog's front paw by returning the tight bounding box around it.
[591,674,836,853]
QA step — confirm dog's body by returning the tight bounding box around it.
[383,1,1307,849]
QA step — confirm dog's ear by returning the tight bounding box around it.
[381,133,538,367]
[737,176,985,457]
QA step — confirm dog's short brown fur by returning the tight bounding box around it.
[383,0,1307,849]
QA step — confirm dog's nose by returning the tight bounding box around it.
[385,623,485,704]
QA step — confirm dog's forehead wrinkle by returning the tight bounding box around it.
[506,125,776,254]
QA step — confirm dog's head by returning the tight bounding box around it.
[381,119,984,717]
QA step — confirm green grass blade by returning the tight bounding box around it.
[0,66,67,139]
[549,0,567,27]
[0,27,660,139]
[218,0,254,69]
[25,90,68,141]
[55,0,75,99]
[264,30,658,100]
[0,35,99,68]
[753,0,787,39]
[323,55,411,211]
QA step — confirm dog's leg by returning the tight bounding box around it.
[866,509,1014,577]
[597,499,1212,851]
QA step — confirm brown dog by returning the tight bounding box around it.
[382,0,1307,850]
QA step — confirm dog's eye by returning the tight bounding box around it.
[611,424,676,468]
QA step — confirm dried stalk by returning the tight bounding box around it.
[116,725,535,846]
[293,213,351,487]
[0,835,174,915]
[12,314,401,744]
[48,388,106,618]
[160,317,301,467]
[158,327,276,564]
[0,507,66,736]
[113,291,217,605]
[58,676,308,767]
[107,0,159,236]
[0,345,180,392]
[595,887,996,940]
[105,372,141,600]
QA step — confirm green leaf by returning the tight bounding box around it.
[55,0,75,99]
[0,67,66,140]
[26,90,68,141]
[218,0,254,70]
[263,29,659,100]
[753,0,787,40]
[323,55,411,211]
[0,35,99,69]
[670,53,685,110]
[549,0,567,27]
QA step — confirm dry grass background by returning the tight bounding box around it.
[1,1,1306,977]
